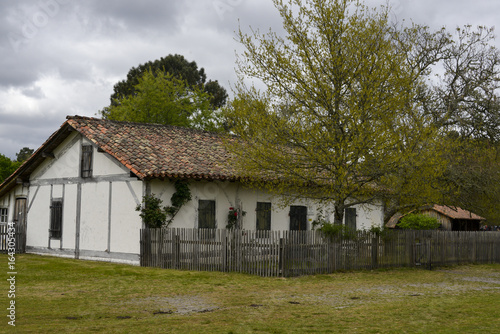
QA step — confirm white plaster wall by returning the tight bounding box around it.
[32,132,81,180]
[79,182,110,252]
[152,180,384,231]
[109,181,143,254]
[93,150,129,176]
[26,185,51,247]
[33,134,128,181]
[352,202,384,230]
[62,183,78,249]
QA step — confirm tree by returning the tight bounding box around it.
[0,154,20,184]
[106,54,228,111]
[224,0,446,225]
[103,69,222,131]
[414,26,500,224]
[439,136,500,224]
[16,147,34,162]
[429,26,500,143]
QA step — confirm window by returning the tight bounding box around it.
[290,205,307,231]
[81,145,93,178]
[345,208,357,231]
[256,202,271,231]
[50,199,63,239]
[198,200,216,229]
[0,208,8,223]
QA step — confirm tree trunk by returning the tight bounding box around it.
[333,202,345,225]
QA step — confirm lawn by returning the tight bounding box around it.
[2,254,500,333]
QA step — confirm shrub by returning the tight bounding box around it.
[136,180,192,228]
[312,213,358,241]
[398,213,440,230]
[136,194,168,228]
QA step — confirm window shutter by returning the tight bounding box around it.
[256,202,271,231]
[50,199,63,239]
[81,145,93,178]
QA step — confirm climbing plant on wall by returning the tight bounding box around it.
[136,180,192,228]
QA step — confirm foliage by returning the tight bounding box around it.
[226,207,246,229]
[136,181,192,228]
[102,68,222,131]
[317,222,360,241]
[106,53,227,111]
[438,136,500,225]
[135,194,168,228]
[312,213,358,241]
[0,154,21,184]
[224,0,445,224]
[428,26,500,143]
[165,180,192,225]
[369,225,395,242]
[16,147,34,162]
[398,213,441,230]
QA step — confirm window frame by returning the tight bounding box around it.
[0,208,8,224]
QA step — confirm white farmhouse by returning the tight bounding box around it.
[0,116,384,264]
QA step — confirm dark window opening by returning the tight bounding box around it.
[198,200,216,229]
[50,199,63,239]
[345,207,357,231]
[290,205,307,231]
[81,145,93,178]
[256,202,272,231]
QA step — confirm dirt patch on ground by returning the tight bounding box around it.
[127,295,219,315]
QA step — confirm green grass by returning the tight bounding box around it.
[2,254,500,333]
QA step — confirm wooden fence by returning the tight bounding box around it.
[0,223,26,254]
[140,228,500,277]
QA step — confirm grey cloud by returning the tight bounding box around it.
[0,112,61,159]
[21,85,45,99]
[81,0,188,34]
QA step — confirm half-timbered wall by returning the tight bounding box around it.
[23,132,143,264]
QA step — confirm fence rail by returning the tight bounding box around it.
[140,228,500,277]
[0,223,26,254]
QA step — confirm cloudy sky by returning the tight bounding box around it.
[0,0,499,159]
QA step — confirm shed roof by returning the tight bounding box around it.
[430,205,485,221]
[0,116,238,197]
[385,204,485,228]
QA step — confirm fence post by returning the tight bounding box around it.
[174,233,180,269]
[222,230,227,272]
[371,236,378,269]
[279,237,284,277]
[427,238,432,270]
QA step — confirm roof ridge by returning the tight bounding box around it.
[66,115,223,137]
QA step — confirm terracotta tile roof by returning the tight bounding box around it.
[66,116,238,181]
[431,205,485,221]
[386,205,485,228]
